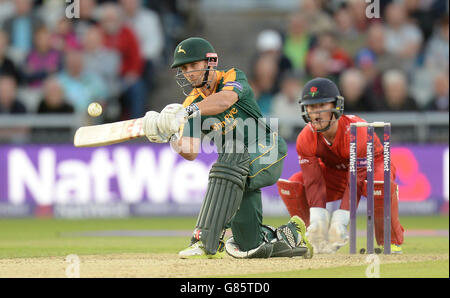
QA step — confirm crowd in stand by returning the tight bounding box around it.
[0,0,448,143]
[249,0,448,139]
[0,0,194,122]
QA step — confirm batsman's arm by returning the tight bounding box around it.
[299,156,328,208]
[170,136,200,161]
[193,90,238,115]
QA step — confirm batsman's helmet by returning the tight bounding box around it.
[171,37,217,69]
[172,37,218,95]
[298,77,344,124]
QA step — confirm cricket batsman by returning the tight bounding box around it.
[277,77,404,254]
[142,37,313,259]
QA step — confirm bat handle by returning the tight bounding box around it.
[169,111,196,142]
[169,114,192,142]
[169,132,180,142]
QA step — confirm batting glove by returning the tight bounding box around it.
[157,103,188,136]
[143,111,170,143]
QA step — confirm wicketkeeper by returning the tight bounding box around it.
[276,77,404,254]
[142,37,313,259]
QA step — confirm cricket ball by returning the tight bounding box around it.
[88,102,102,117]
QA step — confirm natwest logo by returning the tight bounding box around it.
[4,147,210,206]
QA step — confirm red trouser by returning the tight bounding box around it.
[277,161,404,246]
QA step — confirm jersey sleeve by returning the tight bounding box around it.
[296,126,327,208]
[220,68,251,100]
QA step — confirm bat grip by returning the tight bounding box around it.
[169,113,195,142]
[169,133,180,142]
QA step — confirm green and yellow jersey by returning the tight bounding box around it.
[181,67,288,191]
[181,68,272,149]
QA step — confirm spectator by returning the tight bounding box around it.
[300,0,334,35]
[305,48,336,83]
[120,0,165,91]
[51,17,82,52]
[383,2,423,72]
[38,0,66,30]
[0,0,15,27]
[253,29,292,94]
[24,26,62,88]
[0,74,26,113]
[145,0,191,63]
[403,0,436,42]
[411,15,448,108]
[271,71,303,140]
[31,76,74,142]
[347,0,373,33]
[333,6,366,57]
[2,0,44,64]
[354,24,400,99]
[355,23,400,74]
[83,26,120,99]
[380,69,419,111]
[0,74,28,142]
[57,49,108,112]
[36,76,74,114]
[424,15,449,74]
[312,30,353,77]
[73,0,99,41]
[425,72,449,111]
[283,13,312,72]
[82,25,120,121]
[99,3,147,119]
[339,68,376,112]
[249,54,278,116]
[0,30,21,83]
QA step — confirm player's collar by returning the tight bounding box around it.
[194,70,220,98]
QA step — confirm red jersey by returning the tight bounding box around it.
[296,115,384,206]
[102,26,144,76]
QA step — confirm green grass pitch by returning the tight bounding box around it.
[0,215,448,278]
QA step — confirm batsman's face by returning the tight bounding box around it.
[306,102,335,130]
[180,61,209,88]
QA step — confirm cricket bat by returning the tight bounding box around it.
[74,117,146,147]
[73,111,191,147]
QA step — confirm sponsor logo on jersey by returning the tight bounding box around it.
[281,189,291,195]
[211,107,239,133]
[298,156,309,164]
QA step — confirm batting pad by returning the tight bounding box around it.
[192,149,250,255]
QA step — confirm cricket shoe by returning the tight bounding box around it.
[288,216,314,259]
[391,244,403,254]
[178,241,225,259]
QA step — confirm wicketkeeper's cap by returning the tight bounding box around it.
[300,77,341,105]
[298,77,345,123]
